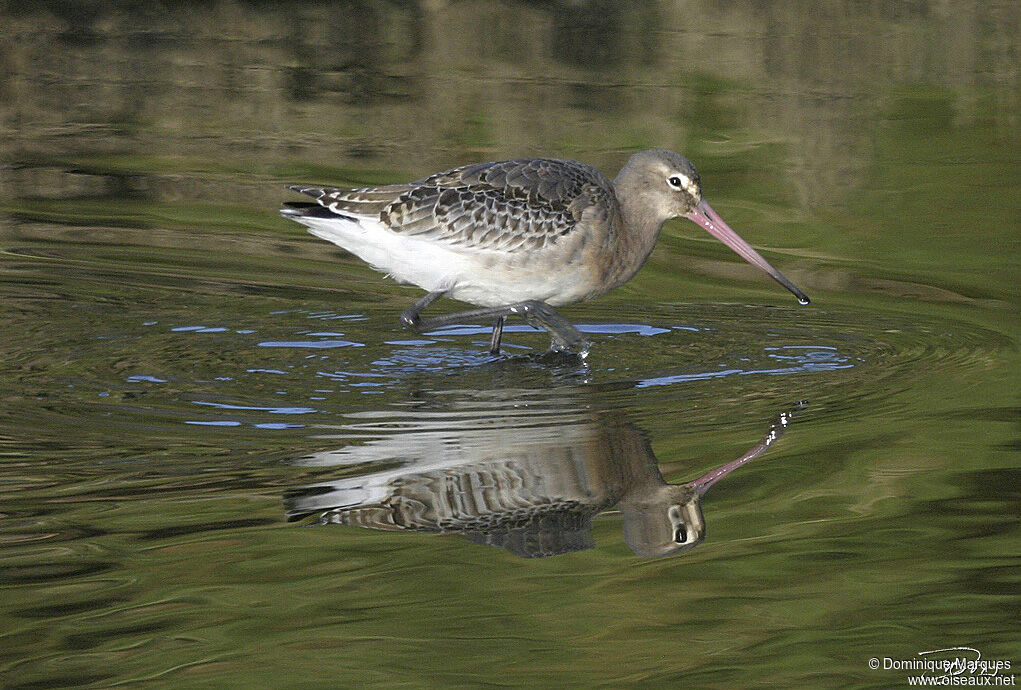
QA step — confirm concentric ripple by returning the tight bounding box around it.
[0,286,1010,449]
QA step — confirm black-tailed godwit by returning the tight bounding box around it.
[282,149,809,356]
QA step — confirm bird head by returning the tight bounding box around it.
[618,149,810,305]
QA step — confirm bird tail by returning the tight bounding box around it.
[279,201,341,219]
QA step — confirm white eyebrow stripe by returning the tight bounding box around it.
[673,172,699,197]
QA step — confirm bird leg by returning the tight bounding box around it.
[399,291,446,329]
[489,317,505,354]
[400,295,591,357]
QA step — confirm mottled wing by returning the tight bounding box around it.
[291,158,616,252]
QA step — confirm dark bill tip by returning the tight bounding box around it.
[685,199,811,306]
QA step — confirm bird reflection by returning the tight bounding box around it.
[285,401,801,558]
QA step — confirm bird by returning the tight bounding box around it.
[281,149,810,357]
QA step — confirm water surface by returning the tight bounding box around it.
[0,2,1018,688]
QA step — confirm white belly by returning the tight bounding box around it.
[297,215,601,307]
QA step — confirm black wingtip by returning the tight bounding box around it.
[280,201,350,220]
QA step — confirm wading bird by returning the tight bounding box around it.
[281,149,809,357]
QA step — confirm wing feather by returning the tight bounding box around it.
[289,158,616,252]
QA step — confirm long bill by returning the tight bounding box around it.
[684,199,810,305]
[687,405,800,497]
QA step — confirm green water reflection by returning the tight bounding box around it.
[0,2,1017,688]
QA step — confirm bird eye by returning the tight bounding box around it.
[668,176,683,189]
[674,524,687,543]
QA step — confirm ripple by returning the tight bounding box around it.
[191,401,319,414]
[258,339,364,349]
[0,295,1010,441]
[125,374,169,383]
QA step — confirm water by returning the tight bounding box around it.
[1,3,1018,688]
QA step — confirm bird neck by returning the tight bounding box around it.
[609,183,667,287]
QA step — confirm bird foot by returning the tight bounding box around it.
[549,334,592,359]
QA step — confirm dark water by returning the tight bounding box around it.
[1,2,1018,688]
